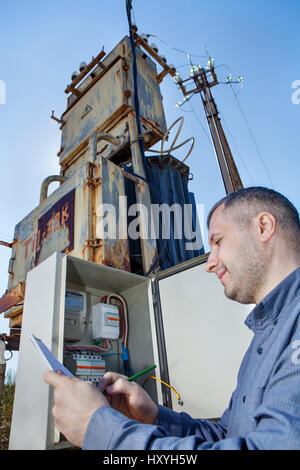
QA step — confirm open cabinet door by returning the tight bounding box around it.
[152,254,253,419]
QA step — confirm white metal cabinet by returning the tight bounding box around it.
[153,259,253,418]
[9,252,253,449]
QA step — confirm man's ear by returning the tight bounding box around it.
[253,212,276,242]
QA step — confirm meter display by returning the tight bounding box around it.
[64,291,87,341]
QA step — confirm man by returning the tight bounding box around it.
[44,187,300,450]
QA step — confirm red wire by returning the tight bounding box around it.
[114,298,125,344]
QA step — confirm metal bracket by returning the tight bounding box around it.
[85,176,102,188]
[85,238,103,248]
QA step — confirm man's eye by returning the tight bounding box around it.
[215,239,222,246]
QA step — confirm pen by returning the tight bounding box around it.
[100,364,156,393]
[127,364,156,382]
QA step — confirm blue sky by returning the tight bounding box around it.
[0,0,299,373]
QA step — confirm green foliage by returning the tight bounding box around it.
[0,369,16,450]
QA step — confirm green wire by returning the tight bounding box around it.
[127,365,156,382]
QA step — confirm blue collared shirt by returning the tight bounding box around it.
[83,267,300,450]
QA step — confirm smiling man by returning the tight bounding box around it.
[44,187,300,450]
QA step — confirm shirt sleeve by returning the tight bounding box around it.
[83,332,300,450]
[83,314,300,450]
[155,403,229,440]
[82,401,231,450]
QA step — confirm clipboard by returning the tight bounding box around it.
[28,334,74,377]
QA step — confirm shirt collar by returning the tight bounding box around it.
[245,267,300,333]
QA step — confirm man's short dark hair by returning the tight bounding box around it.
[207,187,300,252]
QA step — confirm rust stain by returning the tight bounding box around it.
[97,144,109,155]
[9,313,23,329]
[101,241,131,272]
[0,282,25,316]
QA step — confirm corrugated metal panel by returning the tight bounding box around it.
[147,155,204,270]
[124,156,204,272]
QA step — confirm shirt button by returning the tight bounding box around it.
[242,395,246,403]
[257,347,263,355]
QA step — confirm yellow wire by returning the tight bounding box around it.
[143,376,183,404]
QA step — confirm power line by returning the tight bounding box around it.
[229,84,274,188]
[145,33,208,60]
[219,112,255,185]
[189,103,213,147]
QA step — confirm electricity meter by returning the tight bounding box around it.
[92,302,120,341]
[64,291,87,341]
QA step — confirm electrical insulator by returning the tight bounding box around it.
[79,61,87,72]
[71,71,79,81]
[140,34,148,43]
[151,43,158,53]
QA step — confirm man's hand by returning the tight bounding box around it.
[44,370,110,448]
[99,372,158,425]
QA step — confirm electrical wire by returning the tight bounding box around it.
[100,293,131,375]
[229,83,274,188]
[5,350,13,361]
[99,294,127,346]
[142,375,183,406]
[145,33,208,61]
[219,111,255,185]
[107,294,128,349]
[64,342,110,353]
[189,102,213,146]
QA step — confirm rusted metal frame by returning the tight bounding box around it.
[6,304,23,330]
[155,68,170,84]
[57,146,65,157]
[139,116,165,139]
[51,111,64,124]
[122,169,145,187]
[61,148,87,175]
[59,104,129,168]
[180,68,218,88]
[96,158,131,272]
[87,131,121,167]
[68,85,81,97]
[0,281,25,316]
[0,240,12,248]
[4,304,23,319]
[84,161,98,262]
[65,48,106,94]
[127,111,158,274]
[134,33,176,82]
[3,330,21,351]
[177,68,219,99]
[86,238,103,248]
[62,56,122,117]
[85,175,102,188]
[9,314,23,329]
[39,175,67,204]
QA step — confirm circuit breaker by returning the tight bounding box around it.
[73,353,106,382]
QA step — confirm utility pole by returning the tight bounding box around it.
[177,65,243,195]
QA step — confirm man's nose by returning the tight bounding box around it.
[205,251,219,273]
